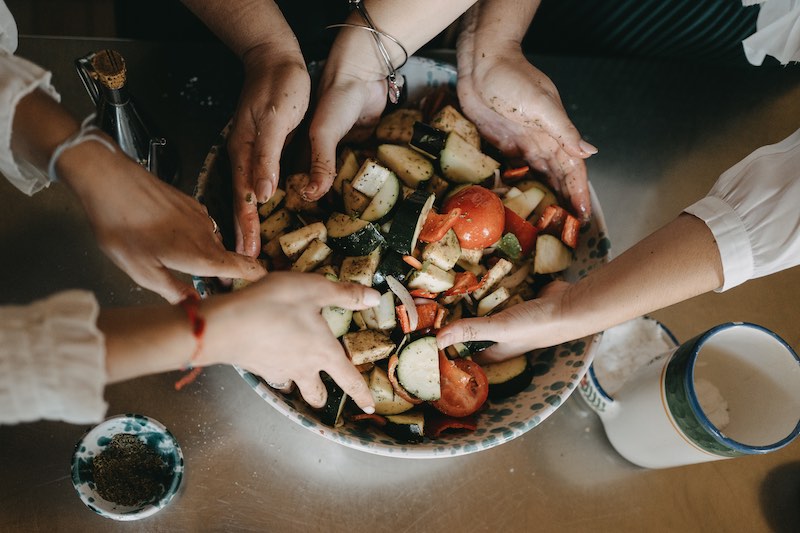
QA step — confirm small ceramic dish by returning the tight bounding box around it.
[71,414,184,521]
[193,57,612,458]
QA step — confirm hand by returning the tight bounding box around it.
[436,281,572,363]
[228,47,311,256]
[457,45,596,221]
[63,143,266,304]
[203,272,379,412]
[304,66,388,201]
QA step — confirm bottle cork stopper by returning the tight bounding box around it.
[91,49,127,90]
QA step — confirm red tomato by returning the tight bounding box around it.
[431,351,489,418]
[442,186,505,249]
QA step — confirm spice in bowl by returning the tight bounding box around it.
[72,414,183,521]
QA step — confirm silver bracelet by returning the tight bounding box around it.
[47,114,117,182]
[327,0,409,104]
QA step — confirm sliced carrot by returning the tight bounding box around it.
[403,255,423,270]
[442,271,483,296]
[433,306,447,329]
[396,303,439,333]
[350,413,388,426]
[502,165,530,180]
[561,214,580,248]
[396,304,412,334]
[409,289,439,299]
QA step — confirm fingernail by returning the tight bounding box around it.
[304,184,318,198]
[533,161,550,173]
[363,290,381,307]
[579,140,598,155]
[362,405,375,415]
[255,179,270,202]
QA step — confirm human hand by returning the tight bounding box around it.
[228,47,311,256]
[436,281,573,363]
[202,272,379,412]
[303,64,388,201]
[62,144,266,304]
[457,45,596,221]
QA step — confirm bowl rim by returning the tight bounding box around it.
[70,413,184,520]
[193,55,611,458]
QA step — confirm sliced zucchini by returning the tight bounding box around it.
[351,158,393,197]
[360,307,381,330]
[342,179,371,217]
[372,250,411,291]
[377,144,434,189]
[386,190,435,255]
[260,208,292,241]
[533,234,573,274]
[430,105,480,149]
[440,132,500,184]
[322,305,353,338]
[342,329,396,365]
[396,336,441,401]
[406,261,456,293]
[409,121,447,159]
[291,238,332,272]
[368,366,414,415]
[477,286,512,316]
[361,172,401,223]
[376,108,423,144]
[483,355,535,400]
[340,246,382,286]
[518,180,559,222]
[315,264,339,278]
[421,228,461,271]
[279,221,327,258]
[383,411,425,444]
[326,212,385,256]
[262,231,287,259]
[503,186,545,220]
[374,291,397,330]
[333,147,360,196]
[472,258,513,300]
[318,373,348,427]
[257,188,286,219]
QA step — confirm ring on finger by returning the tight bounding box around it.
[208,215,219,234]
[266,379,291,390]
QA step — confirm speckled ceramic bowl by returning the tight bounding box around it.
[71,414,184,520]
[193,56,611,458]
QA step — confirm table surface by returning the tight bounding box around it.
[1,36,799,533]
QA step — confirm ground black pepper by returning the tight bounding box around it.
[92,433,168,506]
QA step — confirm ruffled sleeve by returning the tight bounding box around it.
[741,0,800,65]
[0,3,60,195]
[684,128,800,291]
[0,290,108,425]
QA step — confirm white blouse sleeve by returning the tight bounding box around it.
[741,0,800,65]
[684,128,800,292]
[0,1,61,196]
[0,290,108,425]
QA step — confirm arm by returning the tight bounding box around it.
[304,0,478,200]
[457,0,595,221]
[101,272,379,411]
[12,88,266,303]
[181,0,310,257]
[438,128,800,361]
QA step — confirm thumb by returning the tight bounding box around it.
[436,316,498,350]
[305,92,358,201]
[315,280,381,311]
[139,266,199,304]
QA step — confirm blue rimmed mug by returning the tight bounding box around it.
[585,322,800,468]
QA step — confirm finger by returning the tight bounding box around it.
[312,280,381,310]
[293,372,328,409]
[306,94,356,201]
[251,122,285,204]
[556,153,592,222]
[135,264,198,304]
[436,316,498,350]
[228,134,261,257]
[474,342,526,364]
[324,360,375,414]
[172,250,267,281]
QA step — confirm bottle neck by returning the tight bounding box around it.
[100,85,130,105]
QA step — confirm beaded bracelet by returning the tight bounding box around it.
[174,293,206,391]
[328,0,409,104]
[47,114,117,182]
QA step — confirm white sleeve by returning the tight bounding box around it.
[0,290,108,425]
[0,2,61,196]
[741,0,800,65]
[684,128,800,292]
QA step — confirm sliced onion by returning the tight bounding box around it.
[491,186,511,196]
[499,262,531,290]
[492,168,502,190]
[386,275,418,331]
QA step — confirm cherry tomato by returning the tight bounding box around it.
[442,186,505,249]
[431,351,489,418]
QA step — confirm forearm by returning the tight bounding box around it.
[458,0,539,69]
[329,0,478,80]
[558,214,724,339]
[10,87,80,170]
[181,0,302,63]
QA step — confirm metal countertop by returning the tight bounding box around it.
[1,37,799,532]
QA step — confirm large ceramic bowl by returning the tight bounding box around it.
[194,57,611,458]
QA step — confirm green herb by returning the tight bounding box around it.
[92,433,168,506]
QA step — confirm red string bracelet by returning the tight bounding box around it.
[174,293,206,391]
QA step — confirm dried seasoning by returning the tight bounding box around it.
[92,433,169,506]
